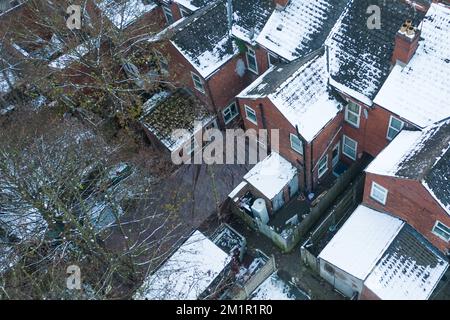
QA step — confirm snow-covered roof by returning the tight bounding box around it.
[365,130,423,177]
[96,0,157,30]
[327,0,425,102]
[171,0,274,78]
[228,181,247,199]
[318,205,404,280]
[374,3,450,128]
[48,38,100,70]
[256,0,349,61]
[239,50,341,142]
[173,0,210,12]
[250,273,309,300]
[364,224,448,300]
[134,230,229,300]
[366,121,450,215]
[140,90,213,152]
[230,0,274,44]
[244,152,297,200]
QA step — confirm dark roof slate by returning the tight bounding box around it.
[327,0,426,100]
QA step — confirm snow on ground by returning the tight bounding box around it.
[244,152,297,200]
[318,205,404,280]
[250,273,296,300]
[134,230,229,300]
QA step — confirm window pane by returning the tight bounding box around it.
[347,113,358,125]
[245,106,257,123]
[387,127,398,140]
[348,103,359,113]
[437,222,450,234]
[345,137,356,149]
[318,156,328,177]
[344,145,354,157]
[247,49,258,73]
[433,225,450,241]
[290,134,303,154]
[223,104,238,124]
[391,117,403,130]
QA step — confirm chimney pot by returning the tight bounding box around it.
[406,26,415,36]
[274,0,289,10]
[400,23,408,33]
[391,21,420,65]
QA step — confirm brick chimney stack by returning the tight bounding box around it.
[274,0,289,10]
[391,19,421,65]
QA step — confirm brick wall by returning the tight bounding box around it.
[364,173,450,253]
[237,96,344,192]
[338,91,418,159]
[360,285,381,300]
[158,40,255,127]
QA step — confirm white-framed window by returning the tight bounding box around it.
[387,116,404,140]
[318,155,329,178]
[290,133,303,155]
[179,7,189,18]
[370,182,388,205]
[345,102,361,128]
[267,52,279,67]
[432,221,450,242]
[222,102,239,124]
[246,47,258,74]
[191,72,205,93]
[244,105,257,125]
[342,135,357,160]
[163,5,174,24]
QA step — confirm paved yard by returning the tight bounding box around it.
[226,215,344,300]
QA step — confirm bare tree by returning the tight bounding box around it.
[0,113,184,299]
[1,0,170,129]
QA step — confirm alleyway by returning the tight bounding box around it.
[227,215,344,300]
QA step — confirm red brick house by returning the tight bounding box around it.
[237,49,344,193]
[364,121,450,254]
[325,0,429,161]
[151,0,277,128]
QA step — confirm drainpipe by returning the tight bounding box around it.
[258,103,267,129]
[310,139,314,193]
[204,78,221,126]
[259,103,270,152]
[296,125,307,193]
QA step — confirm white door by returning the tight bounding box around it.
[272,191,284,212]
[332,142,340,167]
[288,176,299,198]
